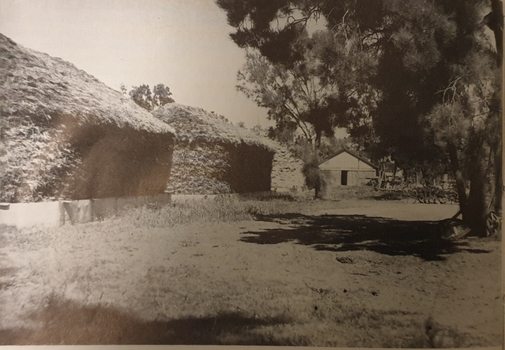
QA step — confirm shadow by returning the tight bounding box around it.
[0,299,299,345]
[241,213,487,261]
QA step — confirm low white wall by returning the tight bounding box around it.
[0,193,172,229]
[0,191,296,229]
[0,201,62,229]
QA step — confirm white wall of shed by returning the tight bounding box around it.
[319,152,375,171]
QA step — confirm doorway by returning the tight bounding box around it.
[341,170,348,186]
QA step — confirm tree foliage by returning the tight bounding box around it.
[153,84,176,107]
[218,0,503,235]
[129,83,175,111]
[237,26,376,148]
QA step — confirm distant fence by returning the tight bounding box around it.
[0,193,171,229]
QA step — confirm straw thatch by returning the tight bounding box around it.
[0,34,174,135]
[153,103,275,148]
[153,103,305,195]
[0,34,176,202]
[153,103,277,194]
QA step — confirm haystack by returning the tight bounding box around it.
[153,103,276,194]
[0,34,176,202]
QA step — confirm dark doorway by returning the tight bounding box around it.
[341,170,348,185]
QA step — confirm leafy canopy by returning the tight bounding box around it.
[218,0,503,232]
[128,83,175,111]
[218,0,501,164]
[237,27,376,147]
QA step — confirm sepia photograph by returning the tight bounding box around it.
[0,0,503,347]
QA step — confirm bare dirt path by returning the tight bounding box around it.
[0,200,502,346]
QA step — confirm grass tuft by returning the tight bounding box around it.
[116,195,311,229]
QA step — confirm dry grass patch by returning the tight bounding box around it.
[0,293,478,347]
[116,194,318,228]
[0,199,501,346]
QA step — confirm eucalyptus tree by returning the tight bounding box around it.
[217,0,503,235]
[236,28,375,148]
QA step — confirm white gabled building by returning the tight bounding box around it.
[319,149,378,187]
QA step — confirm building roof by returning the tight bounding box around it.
[320,148,378,169]
[0,33,175,135]
[153,103,275,151]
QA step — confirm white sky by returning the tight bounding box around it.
[0,0,272,128]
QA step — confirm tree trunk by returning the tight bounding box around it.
[315,181,321,199]
[315,129,322,149]
[488,0,503,215]
[465,159,488,236]
[447,142,468,216]
[447,141,490,235]
[486,0,503,63]
[453,137,491,237]
[377,161,385,189]
[494,142,502,215]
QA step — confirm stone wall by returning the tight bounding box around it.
[270,146,306,192]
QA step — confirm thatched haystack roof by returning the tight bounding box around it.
[0,33,174,135]
[153,103,274,150]
[153,102,306,195]
[0,33,175,202]
[153,103,279,194]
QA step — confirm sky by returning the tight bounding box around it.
[0,0,272,128]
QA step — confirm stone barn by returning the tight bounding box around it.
[153,103,276,194]
[319,149,377,189]
[0,34,176,202]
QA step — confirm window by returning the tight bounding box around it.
[341,170,348,186]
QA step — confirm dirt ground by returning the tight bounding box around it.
[0,199,502,346]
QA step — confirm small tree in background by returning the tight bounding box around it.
[120,83,127,95]
[128,83,175,111]
[153,84,175,107]
[129,84,153,111]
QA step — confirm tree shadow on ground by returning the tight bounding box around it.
[0,299,299,345]
[242,214,492,261]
